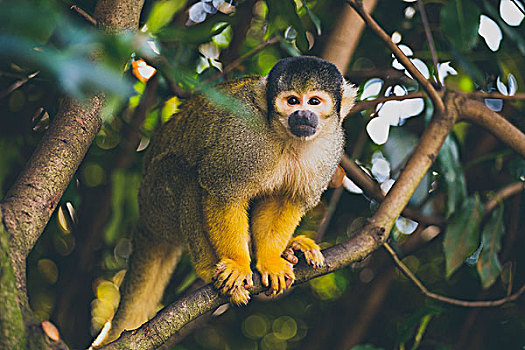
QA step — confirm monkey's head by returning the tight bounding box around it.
[266,56,355,140]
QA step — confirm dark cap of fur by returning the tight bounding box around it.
[266,56,344,114]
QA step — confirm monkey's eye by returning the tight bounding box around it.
[308,97,321,105]
[287,96,300,105]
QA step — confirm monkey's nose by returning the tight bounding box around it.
[288,110,318,137]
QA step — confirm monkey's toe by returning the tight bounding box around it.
[288,235,325,269]
[257,258,295,296]
[229,286,251,306]
[214,258,253,301]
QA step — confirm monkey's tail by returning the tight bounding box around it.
[92,224,183,347]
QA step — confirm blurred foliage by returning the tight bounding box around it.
[0,0,524,349]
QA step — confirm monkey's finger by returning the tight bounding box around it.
[284,263,295,285]
[270,274,279,295]
[278,274,286,294]
[309,250,325,268]
[282,248,299,264]
[244,275,253,289]
[213,265,227,281]
[222,270,241,292]
[214,270,233,290]
[285,274,294,288]
[230,286,250,306]
[315,251,325,268]
[261,272,269,288]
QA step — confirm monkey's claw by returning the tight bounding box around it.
[288,235,325,269]
[213,258,253,305]
[256,258,295,296]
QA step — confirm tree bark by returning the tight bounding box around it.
[0,0,146,348]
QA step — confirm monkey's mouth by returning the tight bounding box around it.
[289,123,317,137]
[288,110,319,138]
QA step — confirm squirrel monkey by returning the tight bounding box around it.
[97,56,356,345]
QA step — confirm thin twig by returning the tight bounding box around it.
[417,1,440,86]
[70,5,97,26]
[350,91,427,114]
[0,71,39,99]
[460,95,525,157]
[346,0,445,115]
[466,91,525,100]
[484,182,524,214]
[211,36,280,80]
[384,242,525,307]
[349,90,525,116]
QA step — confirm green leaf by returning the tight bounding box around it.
[477,205,505,288]
[300,0,322,35]
[350,345,384,350]
[104,171,140,244]
[157,12,232,44]
[508,156,525,181]
[397,306,443,344]
[266,0,309,52]
[146,0,189,34]
[436,135,467,218]
[443,194,484,278]
[441,0,481,51]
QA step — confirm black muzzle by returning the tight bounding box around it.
[288,110,318,137]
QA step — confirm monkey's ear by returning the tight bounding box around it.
[340,79,357,122]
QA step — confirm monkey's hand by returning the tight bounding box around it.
[214,258,253,306]
[256,258,295,296]
[287,235,325,269]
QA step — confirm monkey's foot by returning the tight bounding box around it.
[256,258,295,296]
[214,258,253,306]
[288,235,325,269]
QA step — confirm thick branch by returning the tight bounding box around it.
[1,95,104,287]
[0,211,26,350]
[321,0,378,73]
[94,0,145,31]
[460,97,525,157]
[0,0,147,348]
[340,156,445,226]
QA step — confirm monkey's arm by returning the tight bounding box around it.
[202,193,253,305]
[250,196,323,295]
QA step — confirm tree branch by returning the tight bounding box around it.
[484,182,524,214]
[384,243,525,307]
[70,5,97,26]
[1,95,105,289]
[460,96,525,157]
[350,92,427,114]
[0,0,147,348]
[346,0,445,115]
[214,37,280,79]
[417,1,440,86]
[340,156,445,226]
[0,211,26,350]
[321,0,378,73]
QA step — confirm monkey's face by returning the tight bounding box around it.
[274,90,335,140]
